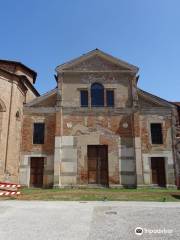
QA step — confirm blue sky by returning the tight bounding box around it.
[0,0,180,101]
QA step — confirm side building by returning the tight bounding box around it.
[0,60,39,182]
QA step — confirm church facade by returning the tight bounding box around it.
[0,49,180,188]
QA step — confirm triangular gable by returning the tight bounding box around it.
[56,49,139,73]
[25,88,57,107]
[138,89,174,108]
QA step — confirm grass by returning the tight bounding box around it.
[1,187,180,201]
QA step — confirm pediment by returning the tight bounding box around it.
[56,49,138,73]
[63,55,130,71]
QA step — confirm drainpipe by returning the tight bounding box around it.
[60,73,64,187]
[57,73,63,187]
[59,100,63,187]
[17,92,27,184]
[131,75,139,187]
[171,107,178,187]
[4,79,14,177]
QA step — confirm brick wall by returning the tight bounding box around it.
[22,113,56,154]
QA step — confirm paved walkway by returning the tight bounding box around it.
[0,201,180,240]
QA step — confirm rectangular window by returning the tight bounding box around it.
[33,123,45,144]
[106,90,114,107]
[150,123,163,144]
[80,90,88,107]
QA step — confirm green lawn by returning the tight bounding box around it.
[2,187,180,201]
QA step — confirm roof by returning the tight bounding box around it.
[0,67,39,97]
[25,88,57,107]
[56,48,139,73]
[138,88,175,108]
[20,75,40,96]
[173,102,180,107]
[0,59,37,83]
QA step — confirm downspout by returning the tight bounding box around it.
[59,99,63,187]
[58,73,63,187]
[60,74,64,187]
[4,79,14,176]
[17,92,27,184]
[171,107,178,187]
[131,75,138,187]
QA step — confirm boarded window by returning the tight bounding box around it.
[106,90,114,107]
[80,90,88,107]
[150,123,163,144]
[33,123,45,144]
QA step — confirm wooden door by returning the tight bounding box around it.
[88,145,108,186]
[30,157,44,187]
[151,157,166,187]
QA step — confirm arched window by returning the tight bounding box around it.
[91,83,104,107]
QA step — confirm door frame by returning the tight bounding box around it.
[150,157,166,187]
[30,157,44,188]
[87,145,109,186]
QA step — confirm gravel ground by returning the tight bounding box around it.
[0,201,180,240]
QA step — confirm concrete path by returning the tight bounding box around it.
[0,201,180,240]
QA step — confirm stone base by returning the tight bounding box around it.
[137,184,177,189]
[109,184,136,189]
[53,183,177,189]
[53,184,137,189]
[53,184,107,189]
